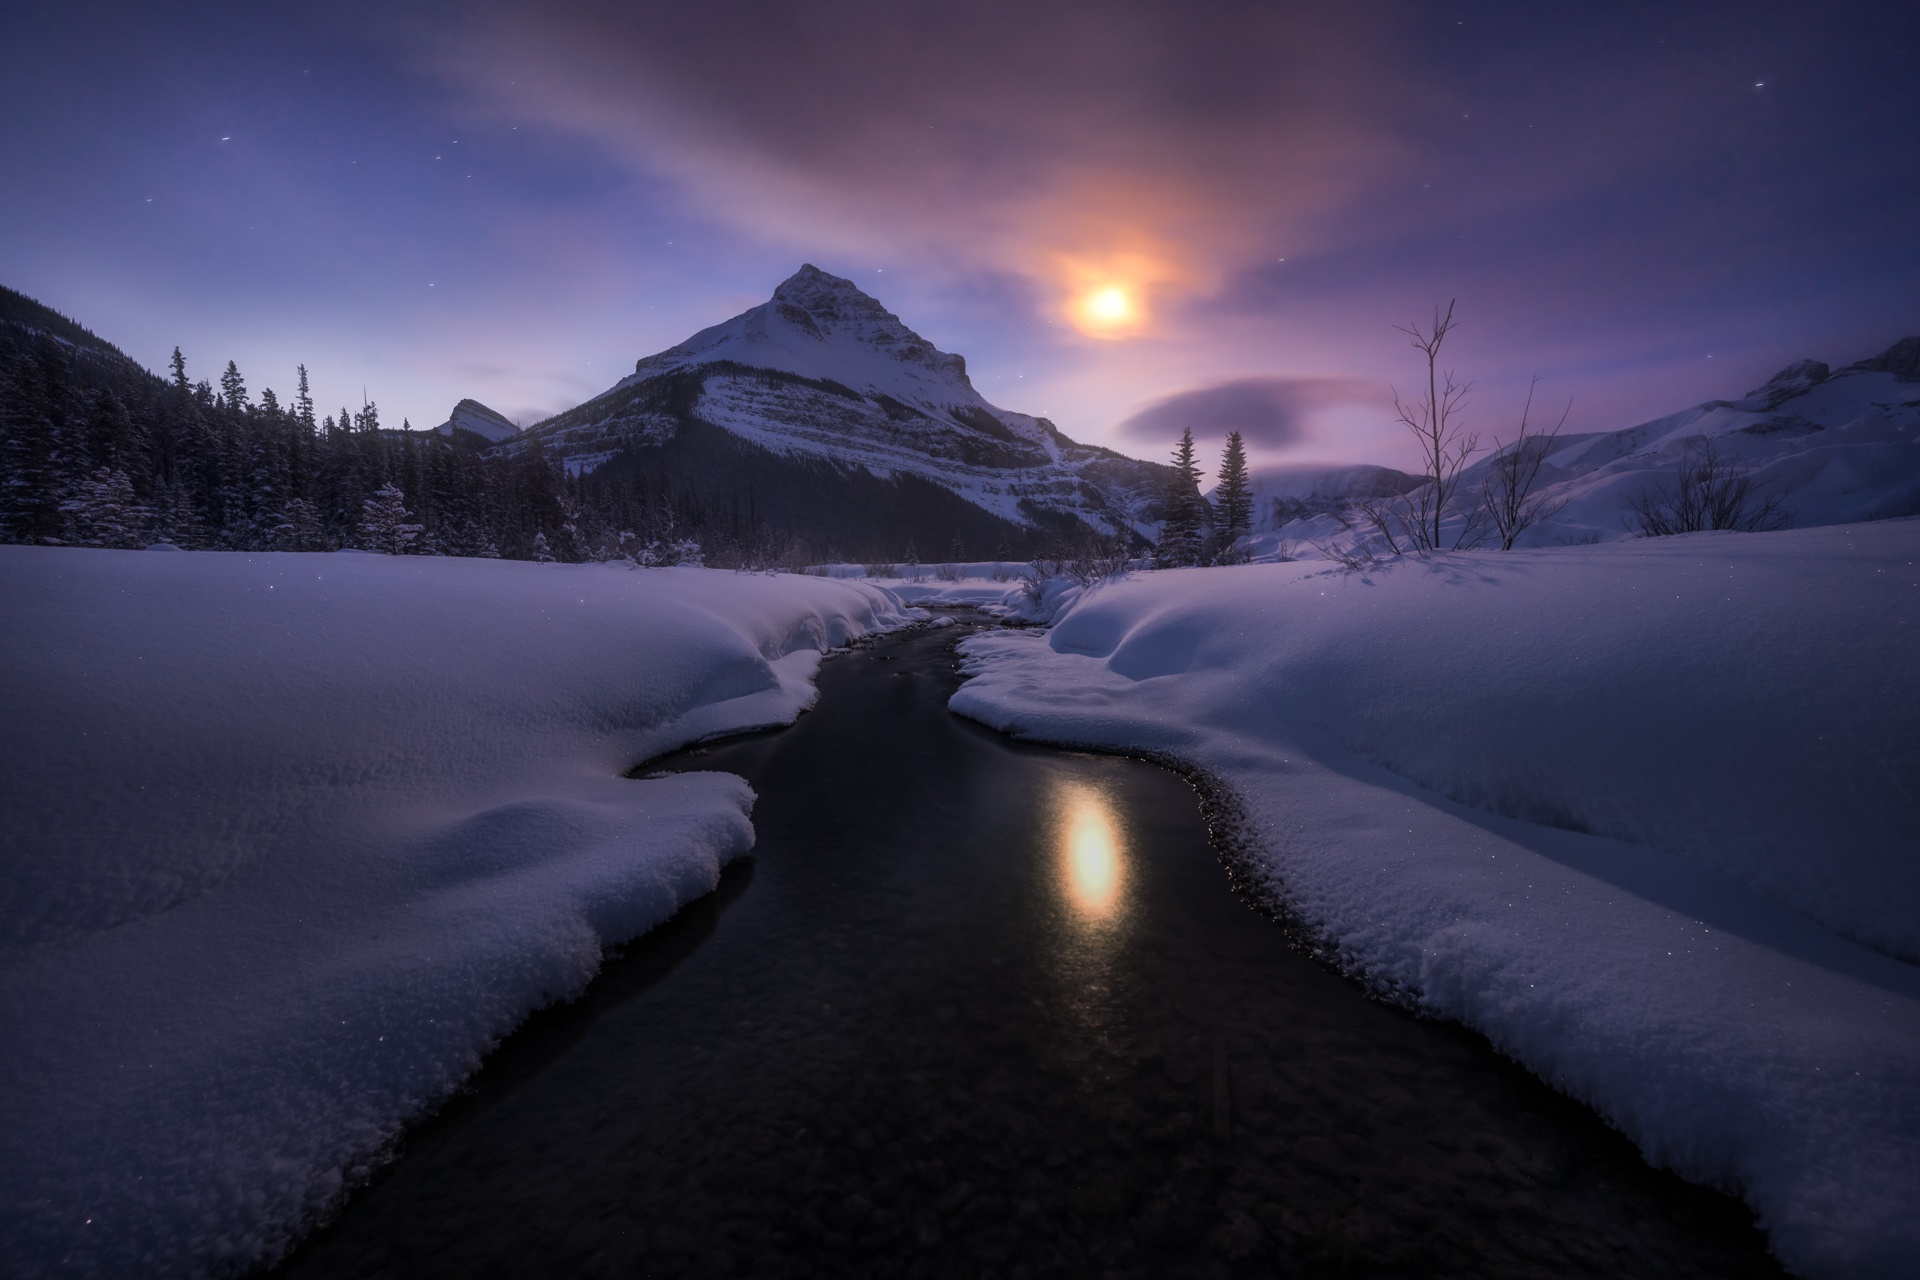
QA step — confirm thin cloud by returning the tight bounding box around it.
[1114,376,1385,449]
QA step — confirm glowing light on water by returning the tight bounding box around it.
[1055,782,1126,923]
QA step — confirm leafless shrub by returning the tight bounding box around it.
[1483,378,1570,550]
[1352,301,1484,553]
[864,562,896,578]
[1626,440,1791,537]
[935,562,963,582]
[1311,538,1379,571]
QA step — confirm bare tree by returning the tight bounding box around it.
[1353,301,1483,553]
[1626,440,1790,537]
[1482,378,1570,550]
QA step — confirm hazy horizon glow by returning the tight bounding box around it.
[3,1,1916,471]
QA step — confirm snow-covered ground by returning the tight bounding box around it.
[0,548,910,1279]
[950,521,1920,1280]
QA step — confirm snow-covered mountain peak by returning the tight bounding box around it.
[433,398,519,443]
[628,265,974,410]
[772,263,896,326]
[502,266,1168,545]
[1742,359,1830,410]
[1839,334,1920,379]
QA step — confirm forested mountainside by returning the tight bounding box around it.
[0,285,1120,564]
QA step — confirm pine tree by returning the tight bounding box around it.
[61,467,147,548]
[359,481,421,554]
[170,348,190,394]
[294,364,315,432]
[948,531,965,564]
[90,391,149,481]
[0,345,71,543]
[273,497,322,551]
[1215,430,1252,557]
[1157,427,1205,566]
[531,530,555,563]
[220,361,248,413]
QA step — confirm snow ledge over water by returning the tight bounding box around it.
[950,521,1920,1280]
[0,550,910,1278]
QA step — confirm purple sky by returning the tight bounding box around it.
[3,1,1915,470]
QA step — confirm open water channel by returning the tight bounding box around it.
[272,616,1783,1279]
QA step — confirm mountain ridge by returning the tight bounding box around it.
[485,266,1168,547]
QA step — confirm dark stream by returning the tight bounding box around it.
[274,617,1782,1279]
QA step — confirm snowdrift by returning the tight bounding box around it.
[0,548,909,1278]
[950,521,1920,1280]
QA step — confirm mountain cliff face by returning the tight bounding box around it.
[494,266,1168,552]
[432,398,520,444]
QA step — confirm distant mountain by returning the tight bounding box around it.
[1498,340,1920,542]
[1233,463,1424,530]
[1247,338,1920,552]
[433,398,520,444]
[486,265,1169,558]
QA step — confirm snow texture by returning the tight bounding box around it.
[950,521,1920,1280]
[0,548,909,1278]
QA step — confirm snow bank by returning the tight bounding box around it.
[0,548,909,1278]
[950,521,1920,1280]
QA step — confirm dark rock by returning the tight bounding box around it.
[1740,359,1829,409]
[1840,335,1920,380]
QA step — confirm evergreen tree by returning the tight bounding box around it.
[219,361,248,413]
[85,390,148,485]
[531,530,555,563]
[62,467,147,548]
[358,482,421,554]
[294,364,315,432]
[170,348,189,394]
[1215,430,1253,556]
[0,344,71,542]
[273,497,322,551]
[1157,427,1206,566]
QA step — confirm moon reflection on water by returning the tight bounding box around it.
[1055,780,1126,925]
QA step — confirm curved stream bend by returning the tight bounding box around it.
[273,617,1781,1280]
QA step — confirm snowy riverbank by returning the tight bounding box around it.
[950,521,1920,1280]
[0,548,910,1278]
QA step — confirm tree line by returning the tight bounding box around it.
[0,309,808,565]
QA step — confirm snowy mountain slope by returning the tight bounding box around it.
[496,266,1169,543]
[432,397,520,444]
[1247,338,1920,557]
[1505,340,1920,542]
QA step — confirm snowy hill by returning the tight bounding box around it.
[432,398,520,444]
[493,266,1169,556]
[1509,339,1920,542]
[1249,337,1920,554]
